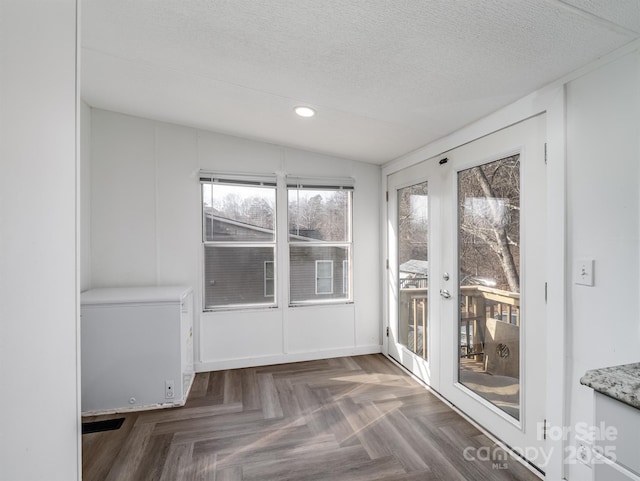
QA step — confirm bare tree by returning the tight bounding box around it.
[459,155,520,292]
[212,191,275,231]
[289,190,349,241]
[398,182,428,265]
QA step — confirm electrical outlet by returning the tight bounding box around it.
[165,380,175,399]
[576,438,592,466]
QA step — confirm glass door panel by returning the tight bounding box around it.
[457,155,521,420]
[397,182,429,359]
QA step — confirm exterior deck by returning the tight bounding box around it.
[399,281,520,379]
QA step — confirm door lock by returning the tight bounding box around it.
[440,289,451,299]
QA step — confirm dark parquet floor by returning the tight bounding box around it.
[82,354,541,481]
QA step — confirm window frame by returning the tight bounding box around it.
[287,180,354,306]
[200,173,277,311]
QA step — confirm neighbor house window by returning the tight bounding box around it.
[201,173,277,310]
[264,261,275,298]
[315,260,333,294]
[288,178,353,305]
[342,260,349,295]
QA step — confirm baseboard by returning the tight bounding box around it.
[194,344,382,372]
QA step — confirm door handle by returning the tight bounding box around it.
[440,289,451,299]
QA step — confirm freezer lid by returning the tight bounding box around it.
[81,286,192,306]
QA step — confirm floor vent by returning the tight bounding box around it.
[82,417,125,435]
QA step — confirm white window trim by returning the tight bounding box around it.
[316,260,334,295]
[287,185,353,306]
[201,176,277,311]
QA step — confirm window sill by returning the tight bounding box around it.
[203,303,278,313]
[289,300,354,308]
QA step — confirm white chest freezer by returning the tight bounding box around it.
[81,286,194,415]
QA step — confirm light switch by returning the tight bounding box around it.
[575,258,594,286]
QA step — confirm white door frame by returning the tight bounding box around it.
[381,86,567,479]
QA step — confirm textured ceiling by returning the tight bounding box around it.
[81,0,640,164]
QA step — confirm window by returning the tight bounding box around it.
[315,260,333,294]
[288,179,353,305]
[201,173,353,309]
[201,174,276,310]
[264,261,275,297]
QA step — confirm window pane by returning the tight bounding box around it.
[288,189,351,241]
[265,261,274,278]
[203,184,275,241]
[204,245,275,308]
[458,154,521,420]
[397,181,429,360]
[316,260,333,278]
[317,277,333,294]
[264,280,275,297]
[290,245,349,303]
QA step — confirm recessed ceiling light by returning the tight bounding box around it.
[294,106,316,118]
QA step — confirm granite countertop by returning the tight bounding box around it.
[580,363,640,410]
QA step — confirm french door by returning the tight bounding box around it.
[386,114,547,471]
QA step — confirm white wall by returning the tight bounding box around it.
[88,109,381,370]
[81,100,92,291]
[565,50,640,480]
[0,1,80,480]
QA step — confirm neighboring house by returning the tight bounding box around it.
[399,259,429,288]
[399,259,496,289]
[204,214,349,306]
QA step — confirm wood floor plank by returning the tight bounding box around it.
[379,406,466,476]
[215,464,242,481]
[82,415,138,481]
[82,354,542,481]
[213,431,340,470]
[240,368,261,411]
[205,370,225,402]
[135,402,243,426]
[304,395,356,445]
[152,409,265,436]
[131,433,173,481]
[158,443,193,481]
[292,380,325,416]
[255,358,333,375]
[256,372,284,419]
[338,398,405,462]
[192,423,314,460]
[246,454,408,481]
[103,423,155,481]
[328,355,363,371]
[187,454,217,481]
[240,444,373,481]
[223,370,243,405]
[353,354,406,375]
[273,377,303,418]
[188,371,210,400]
[172,414,305,446]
